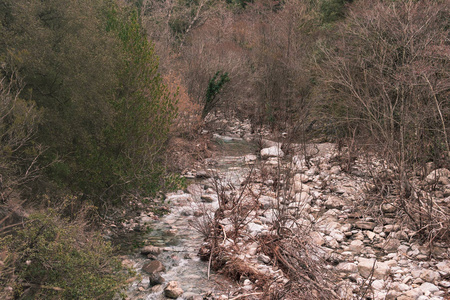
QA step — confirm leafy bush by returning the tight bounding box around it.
[1,0,178,207]
[0,211,130,299]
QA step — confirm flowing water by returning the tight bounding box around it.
[125,136,258,299]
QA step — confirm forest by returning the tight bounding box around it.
[0,0,449,298]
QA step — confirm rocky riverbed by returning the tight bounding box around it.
[118,117,449,300]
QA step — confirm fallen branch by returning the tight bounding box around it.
[229,292,263,300]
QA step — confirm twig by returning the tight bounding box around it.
[22,283,64,291]
[207,244,213,280]
[229,292,263,300]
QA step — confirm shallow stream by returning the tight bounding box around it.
[125,136,258,299]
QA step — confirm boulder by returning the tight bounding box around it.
[142,260,165,274]
[336,262,358,273]
[149,273,165,286]
[261,146,284,159]
[349,240,364,254]
[355,221,376,230]
[383,239,401,253]
[141,245,161,256]
[244,154,257,162]
[164,281,184,299]
[426,168,450,185]
[381,203,397,213]
[358,258,390,279]
[310,231,325,246]
[436,260,450,274]
[201,194,218,203]
[419,269,441,283]
[324,196,346,209]
[196,170,211,178]
[259,195,276,209]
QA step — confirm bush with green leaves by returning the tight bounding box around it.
[0,211,130,299]
[202,71,230,119]
[0,0,178,208]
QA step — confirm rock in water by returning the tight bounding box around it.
[149,273,165,287]
[142,260,165,274]
[164,281,184,299]
[141,245,161,256]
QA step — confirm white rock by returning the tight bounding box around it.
[436,260,450,274]
[398,283,411,292]
[365,231,376,240]
[329,165,341,175]
[426,168,450,185]
[293,180,310,193]
[261,146,284,159]
[398,244,410,254]
[349,240,364,254]
[305,166,319,176]
[259,195,276,209]
[200,194,218,203]
[247,223,266,236]
[310,231,325,246]
[419,282,439,293]
[294,192,311,204]
[420,269,441,283]
[244,154,257,162]
[324,236,339,248]
[384,239,401,253]
[337,262,358,273]
[357,258,390,279]
[372,279,385,290]
[439,280,450,288]
[325,195,346,209]
[330,230,345,242]
[405,287,424,299]
[164,281,184,299]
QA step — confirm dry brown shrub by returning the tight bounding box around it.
[164,72,202,136]
[164,135,214,172]
[259,233,339,300]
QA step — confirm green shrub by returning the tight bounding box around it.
[0,211,130,299]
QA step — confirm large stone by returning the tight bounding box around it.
[419,269,441,283]
[324,196,346,209]
[355,221,376,230]
[372,280,385,290]
[166,193,193,205]
[247,222,266,236]
[142,260,165,274]
[141,245,161,256]
[261,146,284,159]
[383,239,401,253]
[381,203,397,213]
[244,154,257,162]
[164,281,184,299]
[436,260,450,274]
[349,240,364,254]
[201,194,218,203]
[293,174,310,193]
[149,273,165,286]
[196,170,211,178]
[358,258,390,279]
[310,231,325,246]
[336,262,358,273]
[426,168,450,185]
[294,192,311,205]
[259,195,276,209]
[418,282,439,293]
